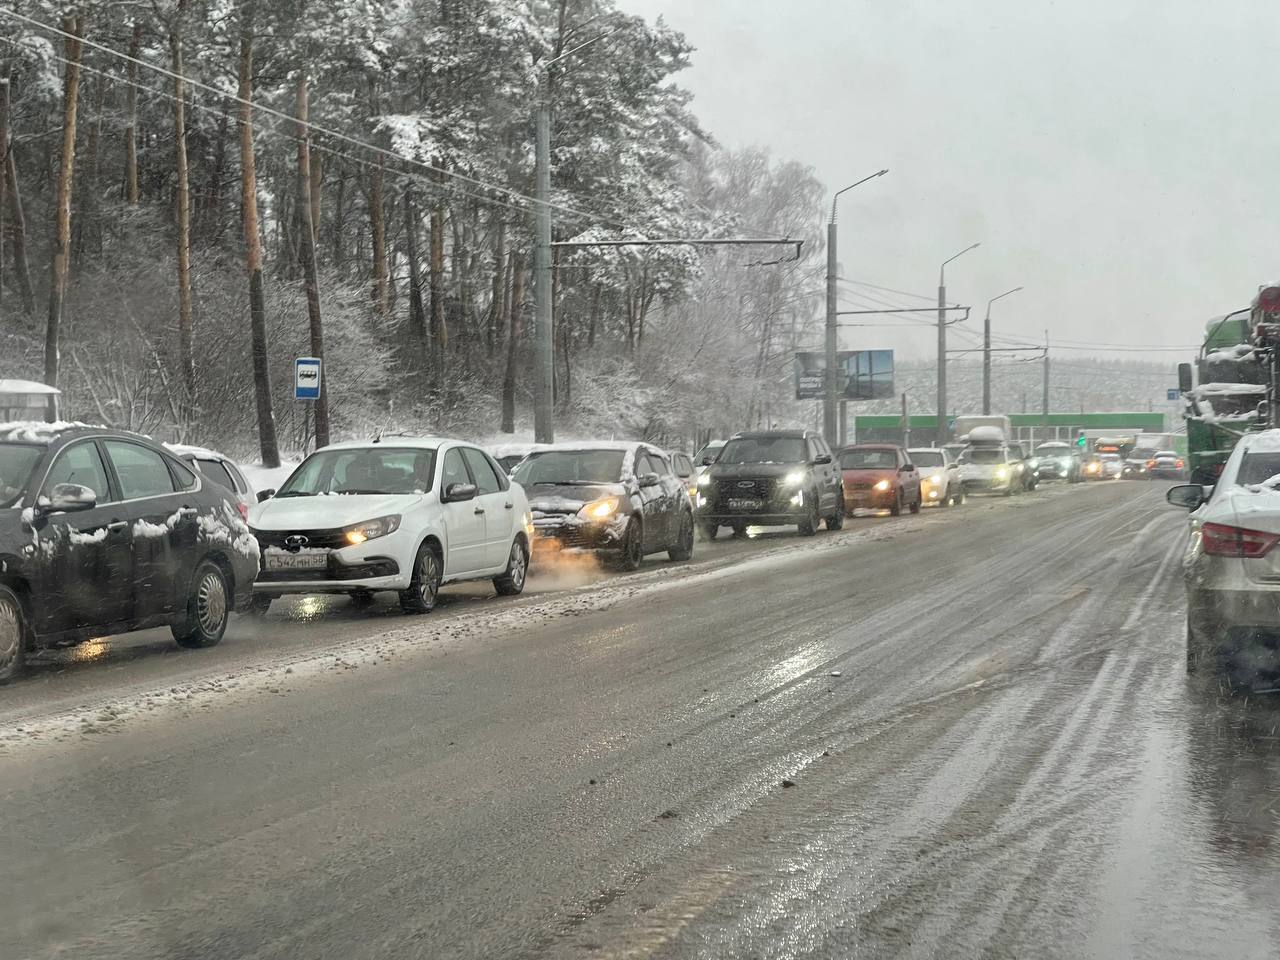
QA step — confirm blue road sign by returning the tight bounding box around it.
[295,357,322,400]
[1166,388,1180,401]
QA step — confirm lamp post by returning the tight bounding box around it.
[937,243,980,440]
[824,169,888,445]
[982,286,1023,415]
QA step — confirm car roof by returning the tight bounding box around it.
[165,442,238,463]
[1036,441,1069,448]
[841,443,901,451]
[0,420,103,445]
[1155,450,1178,456]
[730,430,808,439]
[522,440,662,454]
[318,436,458,452]
[907,447,945,454]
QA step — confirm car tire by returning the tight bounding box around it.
[731,522,747,539]
[245,593,273,618]
[668,511,694,561]
[400,542,442,613]
[172,560,230,649]
[909,492,921,514]
[614,519,644,571]
[494,537,529,596]
[0,585,28,684]
[699,521,718,541]
[826,504,845,530]
[798,495,820,536]
[889,491,902,517]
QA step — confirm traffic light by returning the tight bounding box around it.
[1076,435,1087,448]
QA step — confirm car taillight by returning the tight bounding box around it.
[238,501,249,521]
[1201,522,1280,558]
[1146,460,1156,469]
[1176,459,1184,469]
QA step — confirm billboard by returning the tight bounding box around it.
[795,350,894,401]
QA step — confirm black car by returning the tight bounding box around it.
[0,423,259,681]
[1033,443,1082,483]
[696,430,844,538]
[512,442,694,570]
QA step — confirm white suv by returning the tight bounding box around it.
[247,438,532,614]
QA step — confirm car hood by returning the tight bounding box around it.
[526,482,624,514]
[706,462,805,480]
[249,493,423,530]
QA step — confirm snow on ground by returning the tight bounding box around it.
[241,460,301,493]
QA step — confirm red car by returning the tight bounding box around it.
[839,444,922,516]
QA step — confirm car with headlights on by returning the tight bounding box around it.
[697,431,843,537]
[1033,441,1082,483]
[908,447,963,506]
[839,444,922,515]
[249,438,531,615]
[1098,452,1123,479]
[513,442,693,570]
[1166,430,1280,678]
[958,444,1020,496]
[0,422,259,681]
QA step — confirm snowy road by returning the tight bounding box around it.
[2,481,1278,959]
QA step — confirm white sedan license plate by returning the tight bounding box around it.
[726,497,763,511]
[265,552,328,571]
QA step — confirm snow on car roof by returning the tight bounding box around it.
[1239,429,1280,453]
[1155,450,1178,457]
[0,420,95,443]
[1035,441,1070,448]
[522,440,658,453]
[165,442,235,461]
[320,436,455,451]
[485,441,551,459]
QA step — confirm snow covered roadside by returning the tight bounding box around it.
[241,460,301,494]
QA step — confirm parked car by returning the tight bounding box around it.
[840,444,923,515]
[167,443,254,518]
[1166,430,1280,676]
[958,444,1020,496]
[696,430,843,538]
[908,447,963,506]
[1148,450,1186,480]
[1033,441,1082,483]
[249,438,531,614]
[668,449,699,500]
[513,442,693,570]
[0,422,260,681]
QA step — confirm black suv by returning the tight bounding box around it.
[512,442,694,571]
[0,423,260,681]
[696,430,844,538]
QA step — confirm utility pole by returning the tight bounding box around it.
[1042,329,1050,420]
[982,286,1023,415]
[825,169,888,445]
[533,86,553,442]
[938,243,980,442]
[901,392,909,447]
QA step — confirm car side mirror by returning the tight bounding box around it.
[1166,484,1207,510]
[257,488,275,502]
[700,455,715,466]
[443,481,478,503]
[638,472,661,488]
[899,464,912,473]
[812,453,833,465]
[46,483,97,514]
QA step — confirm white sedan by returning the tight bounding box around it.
[907,447,963,506]
[248,437,532,614]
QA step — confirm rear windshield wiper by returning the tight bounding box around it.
[274,490,313,498]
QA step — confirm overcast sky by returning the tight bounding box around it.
[624,0,1280,363]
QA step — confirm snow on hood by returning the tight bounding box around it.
[249,492,422,530]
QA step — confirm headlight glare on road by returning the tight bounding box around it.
[579,496,620,521]
[874,479,891,492]
[782,470,806,487]
[344,514,401,545]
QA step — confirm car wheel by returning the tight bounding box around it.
[400,542,442,613]
[909,491,921,514]
[0,585,28,684]
[826,503,845,530]
[731,522,747,539]
[889,491,902,517]
[494,537,529,596]
[798,495,820,536]
[614,519,644,571]
[172,560,230,649]
[245,592,273,618]
[699,521,718,541]
[668,511,694,561]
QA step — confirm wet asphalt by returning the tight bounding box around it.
[1,480,1278,959]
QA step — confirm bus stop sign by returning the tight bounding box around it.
[295,357,321,400]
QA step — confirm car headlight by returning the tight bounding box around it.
[344,514,401,545]
[1028,459,1040,470]
[578,496,620,521]
[928,474,943,485]
[697,473,713,487]
[781,470,806,487]
[874,479,891,492]
[995,467,1009,480]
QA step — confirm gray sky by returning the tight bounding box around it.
[625,0,1280,363]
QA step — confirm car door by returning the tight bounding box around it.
[438,446,486,576]
[460,445,512,568]
[650,450,686,548]
[633,451,670,552]
[103,439,201,622]
[29,439,134,636]
[899,449,921,501]
[809,437,838,513]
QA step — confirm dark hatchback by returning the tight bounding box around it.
[0,423,259,681]
[513,443,694,570]
[695,430,844,537]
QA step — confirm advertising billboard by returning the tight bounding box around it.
[795,350,894,401]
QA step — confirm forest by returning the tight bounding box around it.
[0,0,826,465]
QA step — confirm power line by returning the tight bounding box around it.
[0,6,631,229]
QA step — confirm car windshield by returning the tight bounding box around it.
[275,447,435,496]
[909,451,945,468]
[0,442,44,508]
[718,437,805,464]
[512,449,627,486]
[840,449,898,469]
[964,448,1005,464]
[694,444,722,463]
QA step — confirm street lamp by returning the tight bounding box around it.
[824,168,888,446]
[983,286,1023,415]
[936,243,980,440]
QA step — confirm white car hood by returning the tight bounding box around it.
[249,493,423,530]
